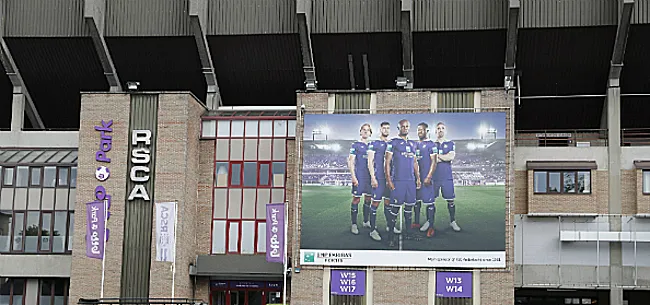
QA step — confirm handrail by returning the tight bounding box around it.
[515,129,608,147]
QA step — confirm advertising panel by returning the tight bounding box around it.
[300,112,507,268]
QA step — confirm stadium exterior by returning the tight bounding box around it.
[1,1,650,305]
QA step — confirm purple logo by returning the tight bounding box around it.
[96,166,110,181]
[266,203,285,263]
[436,271,472,298]
[330,270,365,296]
[95,120,113,163]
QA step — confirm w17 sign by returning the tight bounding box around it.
[330,270,365,296]
[436,271,472,298]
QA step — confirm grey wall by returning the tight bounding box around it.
[0,255,72,277]
[621,147,650,170]
[0,131,79,147]
[514,147,609,170]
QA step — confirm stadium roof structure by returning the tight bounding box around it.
[0,0,649,131]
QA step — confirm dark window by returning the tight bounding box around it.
[0,278,26,305]
[39,278,69,305]
[533,170,591,194]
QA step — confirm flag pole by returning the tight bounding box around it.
[100,199,108,298]
[283,200,288,305]
[171,200,179,299]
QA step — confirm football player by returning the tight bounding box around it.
[384,119,421,247]
[367,121,397,242]
[415,122,438,237]
[433,122,461,232]
[348,123,373,235]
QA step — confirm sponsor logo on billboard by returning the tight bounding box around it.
[300,112,507,268]
[128,130,152,201]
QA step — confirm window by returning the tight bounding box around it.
[39,278,69,305]
[643,170,650,194]
[0,164,76,254]
[210,119,292,255]
[0,278,25,305]
[533,170,591,194]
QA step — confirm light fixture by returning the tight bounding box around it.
[126,81,140,91]
[305,80,317,91]
[395,76,409,89]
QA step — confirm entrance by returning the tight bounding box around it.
[210,281,283,305]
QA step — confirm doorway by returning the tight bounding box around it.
[210,281,283,305]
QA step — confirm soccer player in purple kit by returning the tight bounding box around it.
[367,121,396,242]
[348,123,373,235]
[433,122,462,232]
[415,122,438,237]
[384,119,421,247]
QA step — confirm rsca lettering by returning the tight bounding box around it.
[128,130,152,201]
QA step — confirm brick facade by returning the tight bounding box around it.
[636,169,650,214]
[621,170,637,215]
[197,140,215,255]
[514,170,528,214]
[292,89,515,305]
[69,93,131,304]
[526,170,608,214]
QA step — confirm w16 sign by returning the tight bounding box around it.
[436,271,472,298]
[330,270,365,296]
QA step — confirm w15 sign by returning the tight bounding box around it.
[330,270,365,296]
[436,271,472,298]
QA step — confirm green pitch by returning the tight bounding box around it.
[300,185,506,251]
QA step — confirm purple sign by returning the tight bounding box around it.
[436,271,472,298]
[95,120,113,163]
[265,203,285,263]
[85,200,106,259]
[330,270,365,296]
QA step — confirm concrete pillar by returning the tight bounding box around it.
[607,85,623,305]
[11,92,25,131]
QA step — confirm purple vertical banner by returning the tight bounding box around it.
[435,271,473,298]
[86,201,106,259]
[265,203,285,263]
[330,270,366,296]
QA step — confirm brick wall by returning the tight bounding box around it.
[527,170,608,214]
[622,170,637,215]
[514,170,527,214]
[637,169,650,214]
[69,93,130,304]
[148,94,206,299]
[197,140,215,255]
[292,89,515,305]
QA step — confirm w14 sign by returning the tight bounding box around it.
[436,271,472,298]
[330,270,365,296]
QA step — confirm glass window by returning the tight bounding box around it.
[58,168,69,187]
[15,166,29,187]
[242,189,256,219]
[24,211,39,253]
[259,163,270,186]
[202,120,217,138]
[231,120,245,137]
[272,162,286,187]
[215,139,230,160]
[534,171,547,193]
[70,167,77,188]
[40,213,52,252]
[52,212,67,253]
[28,188,41,210]
[211,220,227,254]
[53,278,67,305]
[272,139,286,161]
[274,120,287,137]
[258,139,272,161]
[217,120,230,137]
[67,211,74,252]
[643,171,650,194]
[11,279,25,305]
[256,189,271,220]
[215,163,229,187]
[0,278,10,305]
[43,167,56,188]
[0,211,11,252]
[244,139,258,160]
[257,222,266,253]
[228,189,242,219]
[563,172,575,193]
[40,279,53,305]
[230,163,242,186]
[2,167,13,186]
[245,121,258,137]
[41,189,55,210]
[259,121,273,137]
[228,222,239,252]
[243,162,257,187]
[213,189,228,219]
[230,139,244,161]
[31,167,42,186]
[548,172,561,193]
[241,221,255,254]
[12,212,24,252]
[0,189,12,210]
[272,189,285,203]
[13,189,26,210]
[288,120,296,137]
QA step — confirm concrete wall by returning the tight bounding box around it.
[0,255,72,277]
[0,131,79,147]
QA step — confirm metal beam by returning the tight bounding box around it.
[0,39,44,129]
[84,0,121,92]
[608,0,634,88]
[190,0,222,109]
[297,0,317,90]
[504,0,520,90]
[400,0,414,89]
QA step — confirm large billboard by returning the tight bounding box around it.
[299,112,507,268]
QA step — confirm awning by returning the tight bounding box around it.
[0,148,78,165]
[191,254,288,280]
[525,160,597,170]
[634,160,650,169]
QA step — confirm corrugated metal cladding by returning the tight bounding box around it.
[437,92,474,112]
[311,0,400,33]
[632,0,650,24]
[520,0,617,28]
[334,93,371,114]
[4,0,88,37]
[105,0,192,36]
[207,0,298,35]
[120,94,159,299]
[413,0,507,31]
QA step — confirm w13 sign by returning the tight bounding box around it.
[436,271,472,298]
[330,270,365,296]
